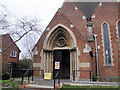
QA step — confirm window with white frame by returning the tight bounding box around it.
[10,50,17,57]
[102,22,111,64]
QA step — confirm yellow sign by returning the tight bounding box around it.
[44,73,51,80]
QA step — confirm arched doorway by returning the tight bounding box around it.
[42,24,77,80]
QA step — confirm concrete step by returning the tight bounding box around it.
[24,84,62,90]
[25,84,54,88]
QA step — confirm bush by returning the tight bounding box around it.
[92,75,98,81]
[2,79,21,88]
[15,59,33,69]
[2,72,10,80]
[2,63,9,74]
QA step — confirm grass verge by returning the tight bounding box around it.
[61,84,120,90]
[2,79,21,88]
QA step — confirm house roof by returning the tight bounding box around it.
[0,33,9,36]
[0,33,21,52]
[74,2,100,18]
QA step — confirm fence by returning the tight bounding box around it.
[12,69,33,78]
[73,70,92,81]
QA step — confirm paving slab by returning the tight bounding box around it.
[24,77,119,89]
[25,84,54,88]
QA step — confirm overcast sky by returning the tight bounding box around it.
[0,0,64,59]
[0,0,64,28]
[0,0,118,59]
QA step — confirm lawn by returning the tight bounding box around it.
[2,79,21,88]
[61,84,120,90]
[1,76,32,89]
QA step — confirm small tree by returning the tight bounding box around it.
[0,4,42,78]
[16,59,33,69]
[0,4,42,54]
[14,17,42,59]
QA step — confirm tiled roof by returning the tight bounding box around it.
[74,2,99,18]
[0,33,9,36]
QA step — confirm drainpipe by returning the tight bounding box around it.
[94,35,99,78]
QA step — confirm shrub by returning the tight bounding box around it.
[2,79,21,88]
[92,75,98,81]
[2,63,9,74]
[2,72,10,80]
[15,59,33,69]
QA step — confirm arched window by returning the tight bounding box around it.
[103,22,111,64]
[118,21,120,40]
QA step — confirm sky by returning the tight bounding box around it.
[0,0,64,28]
[0,0,118,59]
[0,0,64,59]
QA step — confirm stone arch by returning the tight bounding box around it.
[116,20,120,41]
[43,24,77,50]
[42,24,78,80]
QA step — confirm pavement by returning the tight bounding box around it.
[25,84,54,89]
[24,77,120,89]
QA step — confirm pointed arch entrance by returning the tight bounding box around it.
[42,24,77,80]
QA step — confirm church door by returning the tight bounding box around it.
[53,50,70,79]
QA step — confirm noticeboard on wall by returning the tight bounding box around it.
[55,61,60,70]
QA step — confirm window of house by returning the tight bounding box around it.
[103,22,111,64]
[10,50,17,58]
[118,21,120,40]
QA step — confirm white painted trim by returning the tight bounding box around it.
[33,63,41,67]
[33,47,38,55]
[75,7,78,10]
[40,49,44,70]
[82,16,86,20]
[101,21,114,66]
[83,43,91,53]
[53,46,70,50]
[79,63,90,68]
[91,15,95,18]
[116,20,120,41]
[43,23,77,49]
[99,3,102,6]
[116,20,120,62]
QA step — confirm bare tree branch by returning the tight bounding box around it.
[2,30,31,52]
[0,5,42,60]
[2,17,42,54]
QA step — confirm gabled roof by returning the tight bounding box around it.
[0,33,9,36]
[1,33,21,52]
[32,6,93,50]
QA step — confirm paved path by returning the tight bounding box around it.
[25,84,54,89]
[24,77,120,89]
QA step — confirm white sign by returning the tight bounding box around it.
[55,61,60,70]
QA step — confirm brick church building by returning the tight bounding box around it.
[33,2,120,81]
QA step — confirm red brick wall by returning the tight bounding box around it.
[93,2,119,81]
[2,34,20,73]
[34,7,92,79]
[33,67,40,76]
[34,2,119,81]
